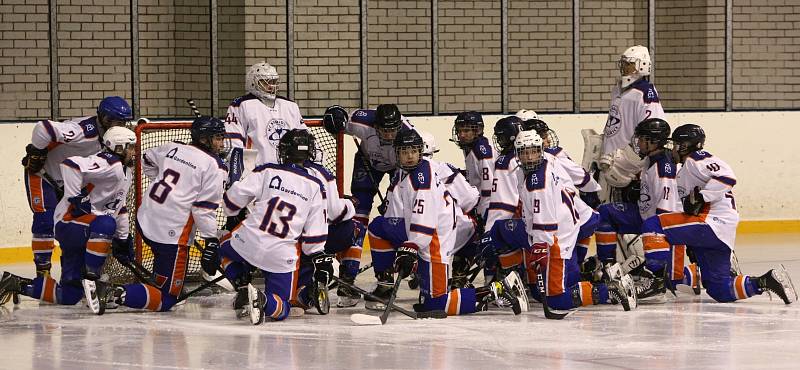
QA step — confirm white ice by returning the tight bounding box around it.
[1,233,799,370]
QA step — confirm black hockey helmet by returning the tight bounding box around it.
[322,105,348,135]
[632,118,671,157]
[452,111,484,148]
[393,129,424,171]
[671,123,705,155]
[279,129,316,165]
[522,118,559,149]
[375,104,402,144]
[493,116,522,152]
[191,116,226,153]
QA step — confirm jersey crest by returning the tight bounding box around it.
[266,118,289,148]
[604,104,622,137]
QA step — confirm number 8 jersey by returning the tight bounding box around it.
[222,163,328,273]
[137,142,228,245]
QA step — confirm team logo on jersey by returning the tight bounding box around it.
[638,181,653,213]
[105,199,122,211]
[604,104,622,137]
[417,172,425,184]
[268,176,282,190]
[529,174,539,186]
[504,219,516,231]
[267,119,288,148]
[479,145,487,155]
[387,217,401,226]
[166,147,178,158]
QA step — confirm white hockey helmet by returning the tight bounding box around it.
[246,61,279,102]
[515,109,539,121]
[618,45,652,89]
[419,131,439,157]
[103,126,137,165]
[514,130,544,173]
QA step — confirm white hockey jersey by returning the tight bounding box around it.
[225,94,306,165]
[676,151,739,249]
[346,108,414,173]
[485,151,523,229]
[55,152,131,239]
[223,163,328,273]
[638,150,680,219]
[519,158,580,259]
[430,159,479,213]
[602,79,666,155]
[386,159,458,263]
[138,142,227,245]
[30,116,104,187]
[545,147,601,193]
[304,161,355,224]
[462,136,495,218]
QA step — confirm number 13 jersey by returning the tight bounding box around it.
[137,142,228,245]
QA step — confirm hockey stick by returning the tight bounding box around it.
[351,137,386,205]
[186,99,202,118]
[39,171,64,200]
[378,274,404,324]
[119,259,158,287]
[327,262,374,290]
[535,263,571,320]
[336,276,446,324]
[176,274,227,303]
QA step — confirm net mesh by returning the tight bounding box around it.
[103,119,342,285]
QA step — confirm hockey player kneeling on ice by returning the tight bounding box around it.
[218,129,331,324]
[640,124,797,304]
[1,127,136,314]
[365,130,524,316]
[485,130,637,311]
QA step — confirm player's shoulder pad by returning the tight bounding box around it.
[409,159,433,190]
[524,159,549,191]
[96,152,121,166]
[495,152,515,170]
[544,147,563,156]
[229,93,259,107]
[350,109,375,127]
[651,151,676,178]
[304,160,336,182]
[471,136,494,160]
[688,150,713,162]
[631,79,660,104]
[78,117,100,139]
[254,163,326,191]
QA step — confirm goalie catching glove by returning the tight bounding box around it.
[310,252,334,286]
[394,243,418,280]
[598,145,645,188]
[200,238,220,275]
[22,144,48,173]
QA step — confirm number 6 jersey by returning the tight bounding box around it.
[222,163,328,273]
[137,142,227,245]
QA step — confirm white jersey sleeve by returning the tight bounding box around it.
[431,160,479,213]
[485,152,522,228]
[463,136,495,217]
[56,152,132,238]
[346,109,415,173]
[224,94,306,165]
[137,142,227,245]
[547,147,601,192]
[31,116,103,185]
[602,79,666,155]
[305,161,355,223]
[384,171,404,219]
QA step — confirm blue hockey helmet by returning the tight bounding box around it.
[96,96,133,129]
[492,116,522,152]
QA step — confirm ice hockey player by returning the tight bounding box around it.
[451,111,495,221]
[219,129,332,324]
[1,126,136,314]
[20,96,132,278]
[370,129,526,316]
[99,116,228,313]
[640,124,797,304]
[508,130,636,311]
[322,104,414,226]
[225,61,306,179]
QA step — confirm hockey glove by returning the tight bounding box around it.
[377,198,388,216]
[527,243,549,271]
[682,186,706,216]
[580,191,601,209]
[225,209,247,231]
[21,144,48,173]
[394,243,418,280]
[200,238,220,275]
[322,105,348,135]
[111,236,134,265]
[310,252,335,286]
[67,190,92,218]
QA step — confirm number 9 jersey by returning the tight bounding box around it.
[137,142,228,245]
[222,163,328,273]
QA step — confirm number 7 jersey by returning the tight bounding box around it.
[137,142,228,245]
[222,163,328,273]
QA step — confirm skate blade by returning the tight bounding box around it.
[364,301,386,311]
[289,307,305,317]
[350,313,383,325]
[336,297,361,308]
[81,280,102,315]
[780,264,799,303]
[247,284,264,325]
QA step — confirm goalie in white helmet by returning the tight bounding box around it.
[224,61,307,181]
[1,127,136,314]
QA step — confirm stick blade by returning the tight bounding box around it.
[350,313,383,326]
[202,270,234,291]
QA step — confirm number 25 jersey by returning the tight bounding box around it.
[137,142,227,245]
[222,163,328,273]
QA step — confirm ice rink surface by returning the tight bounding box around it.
[1,233,799,370]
